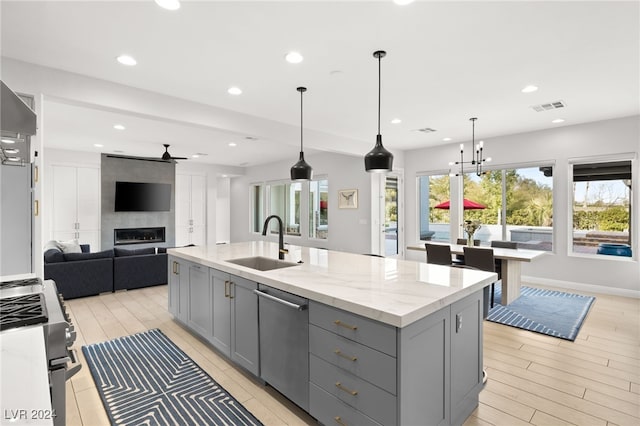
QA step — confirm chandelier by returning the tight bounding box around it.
[449,117,491,176]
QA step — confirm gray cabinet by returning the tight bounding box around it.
[210,269,259,376]
[187,263,211,338]
[311,289,484,426]
[168,256,189,323]
[230,276,259,374]
[309,302,396,426]
[210,268,231,355]
[450,291,483,426]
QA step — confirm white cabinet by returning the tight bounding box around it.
[51,165,100,248]
[175,174,206,246]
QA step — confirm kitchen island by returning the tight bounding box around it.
[168,242,496,426]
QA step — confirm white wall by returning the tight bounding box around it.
[230,151,392,254]
[403,116,640,296]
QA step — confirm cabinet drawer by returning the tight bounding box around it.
[310,325,396,395]
[310,355,397,426]
[309,301,396,357]
[310,383,383,426]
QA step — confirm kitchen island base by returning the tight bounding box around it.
[169,248,485,426]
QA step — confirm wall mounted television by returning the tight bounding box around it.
[114,181,171,212]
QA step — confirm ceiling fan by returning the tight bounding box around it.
[161,144,187,161]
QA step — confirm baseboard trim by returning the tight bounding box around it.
[522,275,640,299]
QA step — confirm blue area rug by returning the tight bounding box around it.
[487,286,595,341]
[82,329,263,426]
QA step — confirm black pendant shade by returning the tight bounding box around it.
[365,50,393,173]
[291,86,313,181]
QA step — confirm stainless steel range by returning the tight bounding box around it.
[0,277,80,426]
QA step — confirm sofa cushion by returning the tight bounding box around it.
[44,248,65,263]
[114,247,156,257]
[63,249,114,262]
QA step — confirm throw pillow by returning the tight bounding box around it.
[43,240,60,253]
[57,239,82,254]
[63,249,114,262]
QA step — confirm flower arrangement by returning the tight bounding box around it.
[462,220,482,246]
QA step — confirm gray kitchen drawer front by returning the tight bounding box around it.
[310,324,397,395]
[310,355,397,426]
[309,301,397,357]
[310,383,384,426]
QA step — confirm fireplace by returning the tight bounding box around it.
[114,227,165,246]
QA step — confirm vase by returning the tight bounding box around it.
[467,234,474,247]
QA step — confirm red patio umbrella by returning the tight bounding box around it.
[434,198,486,210]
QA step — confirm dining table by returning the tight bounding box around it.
[407,242,546,305]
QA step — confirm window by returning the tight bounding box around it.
[571,160,632,257]
[418,174,450,242]
[267,181,302,236]
[462,166,553,250]
[418,165,554,251]
[251,184,264,233]
[505,167,553,250]
[309,178,328,239]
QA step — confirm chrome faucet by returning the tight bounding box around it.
[262,215,289,260]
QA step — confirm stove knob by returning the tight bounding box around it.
[66,328,77,345]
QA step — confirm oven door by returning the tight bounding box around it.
[49,348,81,426]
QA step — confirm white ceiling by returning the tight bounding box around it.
[1,0,638,166]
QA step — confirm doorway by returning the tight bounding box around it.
[371,170,404,258]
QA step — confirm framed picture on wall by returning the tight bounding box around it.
[338,189,358,209]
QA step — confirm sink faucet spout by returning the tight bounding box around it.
[262,215,288,260]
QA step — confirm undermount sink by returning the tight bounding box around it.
[225,256,299,271]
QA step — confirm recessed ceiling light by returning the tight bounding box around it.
[552,118,565,123]
[227,86,242,95]
[191,154,200,158]
[285,51,304,64]
[222,174,228,178]
[93,144,103,148]
[393,0,415,5]
[391,118,402,124]
[113,124,125,130]
[443,137,452,141]
[4,148,19,154]
[1,139,15,144]
[228,142,237,147]
[521,85,539,93]
[116,55,137,66]
[154,0,180,11]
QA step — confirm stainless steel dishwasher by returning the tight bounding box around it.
[255,284,309,411]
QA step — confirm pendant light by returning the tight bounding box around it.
[290,87,313,181]
[364,50,394,173]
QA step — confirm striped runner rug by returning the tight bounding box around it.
[487,286,595,341]
[82,329,263,426]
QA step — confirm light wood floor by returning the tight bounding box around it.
[65,284,639,426]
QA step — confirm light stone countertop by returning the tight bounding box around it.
[0,326,53,425]
[168,241,497,328]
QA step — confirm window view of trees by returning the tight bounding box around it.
[419,174,450,242]
[572,160,632,256]
[419,166,553,250]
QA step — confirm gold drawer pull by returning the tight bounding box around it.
[335,382,358,396]
[334,416,347,426]
[334,320,358,331]
[334,349,357,362]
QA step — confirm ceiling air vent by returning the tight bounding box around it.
[414,127,437,133]
[531,100,566,112]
